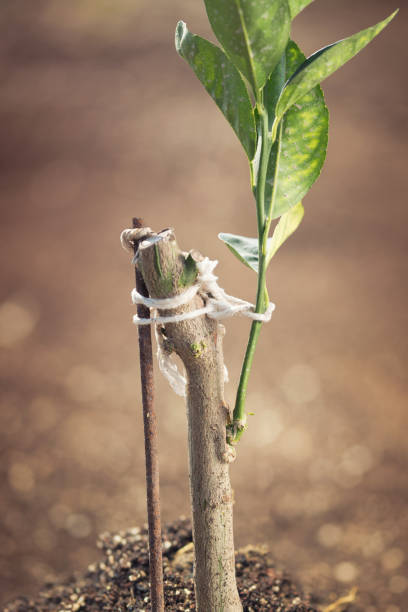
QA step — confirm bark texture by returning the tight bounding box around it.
[137,228,242,612]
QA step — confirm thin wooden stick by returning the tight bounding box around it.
[132,217,164,612]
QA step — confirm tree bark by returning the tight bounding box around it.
[136,228,242,611]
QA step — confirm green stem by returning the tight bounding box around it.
[228,102,272,443]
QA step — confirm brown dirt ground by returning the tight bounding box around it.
[0,1,407,611]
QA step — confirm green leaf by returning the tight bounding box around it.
[203,0,291,93]
[266,201,304,264]
[176,21,256,159]
[263,52,286,130]
[288,0,315,19]
[264,41,328,219]
[218,233,260,273]
[219,204,304,272]
[274,10,398,124]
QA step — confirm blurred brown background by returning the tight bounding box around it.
[0,0,406,609]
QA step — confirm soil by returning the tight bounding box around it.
[4,519,318,612]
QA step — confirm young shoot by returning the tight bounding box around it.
[176,0,397,445]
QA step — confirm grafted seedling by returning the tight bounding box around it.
[124,3,397,611]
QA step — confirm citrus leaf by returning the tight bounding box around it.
[218,233,260,273]
[264,41,328,219]
[263,52,286,130]
[176,21,256,159]
[288,0,315,19]
[203,0,291,93]
[219,205,303,272]
[266,201,304,265]
[274,10,398,124]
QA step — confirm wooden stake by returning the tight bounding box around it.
[132,217,164,612]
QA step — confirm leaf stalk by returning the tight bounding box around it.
[228,101,273,444]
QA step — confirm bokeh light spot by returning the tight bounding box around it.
[65,513,92,539]
[340,444,374,476]
[317,523,342,548]
[252,409,284,446]
[280,363,320,404]
[8,462,35,493]
[0,301,37,348]
[382,548,405,571]
[279,428,312,462]
[334,561,358,582]
[389,575,408,594]
[49,503,71,528]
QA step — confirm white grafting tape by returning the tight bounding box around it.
[122,230,275,396]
